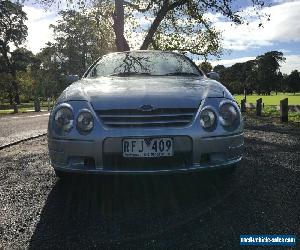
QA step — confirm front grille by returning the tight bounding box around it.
[96,108,197,128]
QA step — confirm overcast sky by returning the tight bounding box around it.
[23,0,300,74]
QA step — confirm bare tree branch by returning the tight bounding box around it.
[140,0,187,50]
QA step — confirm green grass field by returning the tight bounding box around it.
[234,93,300,105]
[233,93,300,122]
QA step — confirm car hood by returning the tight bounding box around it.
[57,76,232,109]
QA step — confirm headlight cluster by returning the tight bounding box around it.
[199,102,238,130]
[219,102,238,127]
[76,110,94,133]
[199,109,216,129]
[53,106,94,134]
[54,107,74,132]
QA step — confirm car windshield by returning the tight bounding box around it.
[87,51,202,77]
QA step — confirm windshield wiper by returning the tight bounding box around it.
[163,72,200,76]
[109,72,152,77]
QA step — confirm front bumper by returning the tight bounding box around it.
[48,133,244,175]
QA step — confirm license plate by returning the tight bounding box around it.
[122,137,173,158]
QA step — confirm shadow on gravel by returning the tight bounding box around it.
[244,117,300,136]
[21,125,300,249]
[29,171,236,249]
[245,124,300,136]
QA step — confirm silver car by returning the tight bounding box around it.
[48,51,244,178]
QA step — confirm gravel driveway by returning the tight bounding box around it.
[0,117,299,249]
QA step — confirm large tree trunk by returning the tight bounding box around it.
[8,90,13,106]
[140,0,186,50]
[140,1,169,50]
[13,81,20,104]
[11,69,20,104]
[113,0,186,51]
[113,0,130,51]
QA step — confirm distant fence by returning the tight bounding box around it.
[245,103,300,113]
[240,98,299,123]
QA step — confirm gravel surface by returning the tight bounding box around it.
[0,117,299,249]
[0,112,49,148]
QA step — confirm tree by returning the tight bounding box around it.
[0,48,34,103]
[217,51,286,95]
[213,64,226,74]
[212,64,227,84]
[36,0,268,57]
[12,48,37,100]
[49,9,116,76]
[220,62,245,94]
[0,71,13,102]
[255,51,285,95]
[199,61,212,74]
[0,0,28,104]
[34,44,66,98]
[274,71,283,94]
[242,60,257,95]
[286,70,300,94]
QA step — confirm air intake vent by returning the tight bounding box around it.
[96,108,197,128]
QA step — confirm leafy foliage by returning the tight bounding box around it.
[255,51,285,94]
[214,51,289,95]
[285,70,300,94]
[35,0,268,58]
[49,9,116,76]
[124,0,268,57]
[199,61,212,73]
[0,0,27,50]
[34,44,66,98]
[0,0,28,104]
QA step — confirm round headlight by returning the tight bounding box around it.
[77,110,94,133]
[219,103,238,126]
[200,109,216,129]
[54,107,73,132]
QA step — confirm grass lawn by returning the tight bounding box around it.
[234,93,300,105]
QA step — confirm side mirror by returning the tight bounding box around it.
[207,72,220,81]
